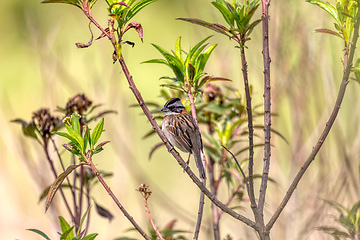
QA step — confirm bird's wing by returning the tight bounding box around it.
[165,115,193,153]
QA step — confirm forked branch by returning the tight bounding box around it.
[266,4,360,231]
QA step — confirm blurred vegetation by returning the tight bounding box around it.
[1,0,360,240]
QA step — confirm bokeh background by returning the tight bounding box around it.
[1,0,360,239]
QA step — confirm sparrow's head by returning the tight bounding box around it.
[161,98,185,116]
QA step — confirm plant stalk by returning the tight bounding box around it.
[258,0,271,223]
[266,4,360,232]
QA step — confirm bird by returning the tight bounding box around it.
[161,98,206,179]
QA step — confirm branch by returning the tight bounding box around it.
[222,145,250,197]
[239,42,262,228]
[85,156,152,240]
[138,184,165,240]
[118,55,257,230]
[186,92,206,240]
[266,6,360,231]
[258,0,271,217]
[193,178,205,240]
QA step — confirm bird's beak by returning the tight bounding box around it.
[161,107,166,112]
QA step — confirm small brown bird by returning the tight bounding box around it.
[161,98,206,179]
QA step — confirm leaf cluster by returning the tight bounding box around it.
[308,0,359,44]
[317,200,360,239]
[28,209,98,240]
[143,36,230,95]
[55,113,109,161]
[178,0,262,47]
[105,0,157,31]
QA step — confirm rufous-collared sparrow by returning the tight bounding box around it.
[161,98,206,179]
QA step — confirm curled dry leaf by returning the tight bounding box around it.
[123,41,135,47]
[45,164,85,212]
[124,22,143,42]
[76,22,94,48]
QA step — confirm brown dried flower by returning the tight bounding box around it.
[31,108,61,137]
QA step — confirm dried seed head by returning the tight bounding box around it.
[65,94,92,116]
[31,108,60,137]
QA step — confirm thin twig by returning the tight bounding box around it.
[187,92,206,240]
[266,3,360,232]
[144,199,164,240]
[84,155,152,240]
[138,184,165,240]
[193,177,206,240]
[239,40,262,233]
[258,0,271,221]
[222,145,251,198]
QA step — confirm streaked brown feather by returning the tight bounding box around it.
[163,113,203,154]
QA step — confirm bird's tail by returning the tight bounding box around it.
[194,150,206,179]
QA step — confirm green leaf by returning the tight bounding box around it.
[253,125,289,144]
[160,83,185,91]
[188,63,196,81]
[93,141,110,155]
[46,164,83,212]
[141,59,168,65]
[175,37,183,63]
[161,229,189,238]
[54,131,77,143]
[77,206,92,236]
[152,43,184,81]
[234,143,265,156]
[226,118,247,140]
[198,76,232,89]
[63,143,82,156]
[59,216,75,240]
[177,18,231,38]
[71,113,81,136]
[41,0,82,9]
[91,118,104,147]
[11,119,39,140]
[27,229,51,240]
[306,0,338,22]
[212,1,235,27]
[185,36,212,67]
[202,103,228,115]
[354,69,360,85]
[126,0,158,22]
[83,126,90,152]
[316,226,352,238]
[81,233,98,240]
[246,17,263,37]
[202,132,221,152]
[65,123,84,150]
[197,44,217,74]
[89,0,97,9]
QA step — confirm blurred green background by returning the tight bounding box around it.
[1,0,360,239]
